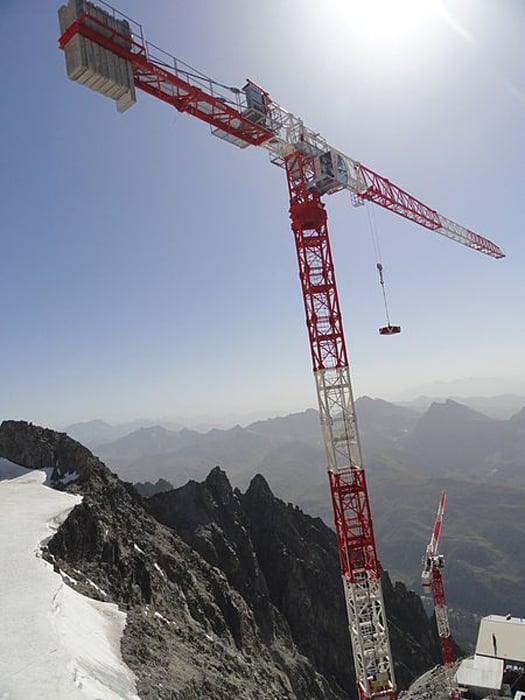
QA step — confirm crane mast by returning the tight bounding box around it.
[58,3,505,699]
[286,150,395,698]
[422,491,460,700]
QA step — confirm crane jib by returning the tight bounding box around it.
[58,3,506,261]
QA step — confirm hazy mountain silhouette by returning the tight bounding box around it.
[85,397,525,652]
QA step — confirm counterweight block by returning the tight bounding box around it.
[58,0,136,112]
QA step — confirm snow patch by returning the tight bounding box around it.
[154,562,166,579]
[0,460,140,699]
[85,578,108,597]
[58,470,80,485]
[61,570,80,586]
[154,611,172,625]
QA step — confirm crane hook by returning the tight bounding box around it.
[376,262,401,336]
[367,205,401,335]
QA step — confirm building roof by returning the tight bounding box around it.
[476,615,525,664]
[456,655,504,694]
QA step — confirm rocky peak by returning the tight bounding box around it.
[424,399,492,423]
[244,472,274,502]
[146,467,280,650]
[134,477,174,498]
[204,464,236,505]
[149,466,443,693]
[0,420,67,471]
[0,419,110,489]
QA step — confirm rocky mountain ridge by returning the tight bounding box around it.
[0,419,443,699]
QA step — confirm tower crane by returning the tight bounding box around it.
[57,3,505,699]
[422,491,460,700]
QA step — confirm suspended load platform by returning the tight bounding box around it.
[379,324,401,335]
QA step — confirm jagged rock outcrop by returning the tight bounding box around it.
[243,474,442,689]
[0,420,108,487]
[0,420,443,699]
[147,467,443,693]
[135,478,174,498]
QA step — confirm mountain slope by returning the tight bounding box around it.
[401,400,500,475]
[0,421,339,699]
[394,399,525,485]
[292,455,525,647]
[0,420,443,699]
[146,467,442,692]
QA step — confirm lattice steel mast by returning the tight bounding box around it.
[422,491,461,700]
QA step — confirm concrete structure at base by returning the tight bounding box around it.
[58,0,136,112]
[456,655,504,698]
[455,616,525,699]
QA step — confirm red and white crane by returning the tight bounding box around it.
[422,491,460,699]
[58,4,504,699]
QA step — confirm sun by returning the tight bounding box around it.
[342,0,446,40]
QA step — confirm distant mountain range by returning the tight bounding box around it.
[396,393,525,420]
[64,393,525,446]
[398,399,525,482]
[63,418,186,447]
[83,397,525,491]
[66,395,525,652]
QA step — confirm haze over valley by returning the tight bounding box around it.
[63,393,525,651]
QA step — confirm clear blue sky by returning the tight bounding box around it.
[1,0,524,428]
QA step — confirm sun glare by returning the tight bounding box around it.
[345,0,446,40]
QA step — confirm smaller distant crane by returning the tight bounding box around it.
[422,491,461,699]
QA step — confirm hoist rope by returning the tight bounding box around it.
[367,203,383,267]
[367,204,392,327]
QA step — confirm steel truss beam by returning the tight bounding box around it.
[285,151,397,700]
